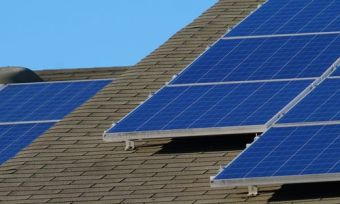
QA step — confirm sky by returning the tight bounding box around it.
[0,0,217,70]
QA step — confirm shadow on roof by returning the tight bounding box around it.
[155,134,256,154]
[268,181,340,202]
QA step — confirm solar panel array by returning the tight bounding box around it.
[210,0,340,189]
[0,0,336,191]
[0,79,111,165]
[105,0,340,143]
[172,34,340,84]
[226,0,340,37]
[106,34,340,138]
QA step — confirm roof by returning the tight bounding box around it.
[1,0,338,203]
[36,66,128,81]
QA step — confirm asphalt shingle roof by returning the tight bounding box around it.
[1,0,339,203]
[36,67,128,82]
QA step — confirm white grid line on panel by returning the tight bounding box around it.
[0,120,59,126]
[223,31,340,40]
[167,77,317,87]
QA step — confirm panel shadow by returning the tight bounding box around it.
[268,181,340,202]
[156,134,256,154]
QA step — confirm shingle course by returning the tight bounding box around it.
[36,67,128,82]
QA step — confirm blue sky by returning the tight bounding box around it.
[0,0,216,70]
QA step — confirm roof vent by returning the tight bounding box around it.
[0,67,43,84]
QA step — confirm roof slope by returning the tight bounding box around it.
[1,0,339,203]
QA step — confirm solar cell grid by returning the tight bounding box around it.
[279,78,340,124]
[0,79,112,165]
[171,34,340,84]
[226,0,340,37]
[108,80,311,134]
[213,124,340,182]
[0,123,54,165]
[0,80,111,122]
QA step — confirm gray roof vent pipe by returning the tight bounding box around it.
[0,67,43,84]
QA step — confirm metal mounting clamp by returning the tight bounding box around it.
[248,185,258,196]
[124,140,135,151]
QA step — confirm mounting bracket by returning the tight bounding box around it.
[124,140,135,151]
[248,185,258,196]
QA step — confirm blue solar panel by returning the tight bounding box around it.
[108,80,311,134]
[0,123,54,165]
[0,80,111,122]
[214,124,340,181]
[171,34,340,84]
[226,0,340,37]
[279,78,340,124]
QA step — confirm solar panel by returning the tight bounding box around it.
[0,79,112,165]
[106,80,311,139]
[171,34,340,85]
[279,78,340,124]
[226,0,340,37]
[0,79,111,122]
[0,122,54,165]
[211,124,340,187]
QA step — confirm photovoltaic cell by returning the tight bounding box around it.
[225,0,340,37]
[108,80,311,134]
[171,34,340,84]
[0,80,111,122]
[0,123,54,165]
[279,78,340,124]
[214,125,340,181]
